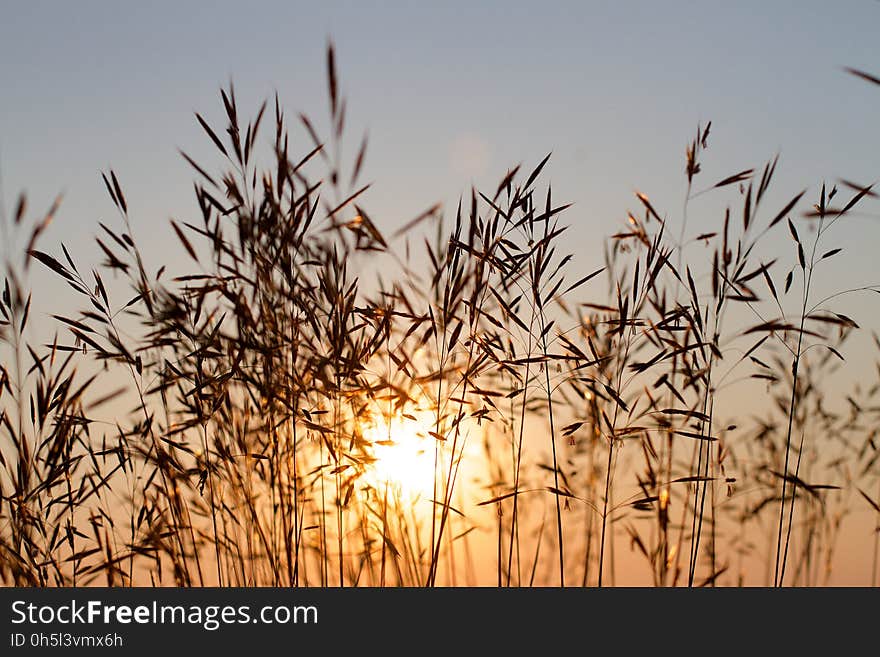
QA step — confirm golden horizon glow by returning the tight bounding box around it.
[363,408,437,498]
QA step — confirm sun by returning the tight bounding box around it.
[362,408,437,498]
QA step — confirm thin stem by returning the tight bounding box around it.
[780,431,806,585]
[541,330,565,586]
[200,422,223,586]
[775,206,824,587]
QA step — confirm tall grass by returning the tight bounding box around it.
[1,47,879,587]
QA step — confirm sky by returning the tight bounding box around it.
[2,1,878,262]
[3,0,879,388]
[1,0,879,585]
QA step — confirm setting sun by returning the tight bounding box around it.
[363,409,437,498]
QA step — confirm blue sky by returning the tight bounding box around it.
[1,0,879,333]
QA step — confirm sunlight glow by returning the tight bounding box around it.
[363,409,437,498]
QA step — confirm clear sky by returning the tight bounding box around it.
[2,0,878,371]
[2,0,879,585]
[2,0,878,257]
[1,0,878,388]
[2,1,879,362]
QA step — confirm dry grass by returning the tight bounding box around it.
[1,47,879,587]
